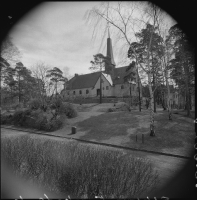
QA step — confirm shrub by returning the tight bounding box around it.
[30,109,43,118]
[60,103,77,118]
[1,106,64,131]
[11,108,32,126]
[46,118,63,131]
[1,136,158,198]
[31,109,64,131]
[50,97,63,110]
[28,98,42,110]
[34,113,48,130]
[13,102,25,110]
[108,108,115,112]
[0,114,13,125]
[119,103,131,111]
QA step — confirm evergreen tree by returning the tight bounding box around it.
[128,23,164,112]
[167,24,195,115]
[46,67,67,97]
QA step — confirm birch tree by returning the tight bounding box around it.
[153,17,175,120]
[85,2,163,136]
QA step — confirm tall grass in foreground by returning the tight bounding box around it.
[1,135,158,198]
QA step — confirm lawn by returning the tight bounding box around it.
[2,102,195,157]
[75,109,195,156]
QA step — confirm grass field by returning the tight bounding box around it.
[75,109,194,156]
[1,103,194,198]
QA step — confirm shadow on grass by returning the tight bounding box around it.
[125,111,194,152]
[173,110,195,119]
[76,110,195,153]
[76,112,139,141]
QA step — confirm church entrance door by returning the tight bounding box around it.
[97,89,100,96]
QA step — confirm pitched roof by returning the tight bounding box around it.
[113,66,136,85]
[65,66,136,90]
[66,72,101,90]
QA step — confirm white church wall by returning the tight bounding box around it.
[63,87,94,99]
[113,84,138,97]
[93,74,113,97]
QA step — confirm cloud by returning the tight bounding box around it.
[9,2,97,76]
[8,1,176,79]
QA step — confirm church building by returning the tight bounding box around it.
[61,34,141,99]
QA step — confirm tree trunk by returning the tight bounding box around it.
[189,89,192,110]
[10,87,13,104]
[56,81,58,98]
[136,63,141,112]
[185,88,190,116]
[183,65,190,116]
[161,77,167,110]
[148,73,155,136]
[151,52,156,113]
[164,70,172,120]
[18,75,21,103]
[147,17,156,136]
[153,73,156,112]
[100,71,102,104]
[129,84,132,107]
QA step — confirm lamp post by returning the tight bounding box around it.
[100,62,102,104]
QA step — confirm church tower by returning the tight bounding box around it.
[106,29,116,76]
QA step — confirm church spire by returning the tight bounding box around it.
[105,2,115,74]
[108,23,110,38]
[106,30,116,66]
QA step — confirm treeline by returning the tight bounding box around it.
[137,24,195,116]
[0,37,68,108]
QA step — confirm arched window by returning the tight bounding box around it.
[86,90,89,94]
[73,91,75,95]
[79,90,82,94]
[121,85,124,89]
[106,86,109,90]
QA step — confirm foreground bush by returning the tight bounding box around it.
[60,102,78,118]
[28,98,42,110]
[0,114,13,125]
[1,108,64,132]
[50,97,63,110]
[11,108,32,126]
[2,136,158,198]
[108,107,116,112]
